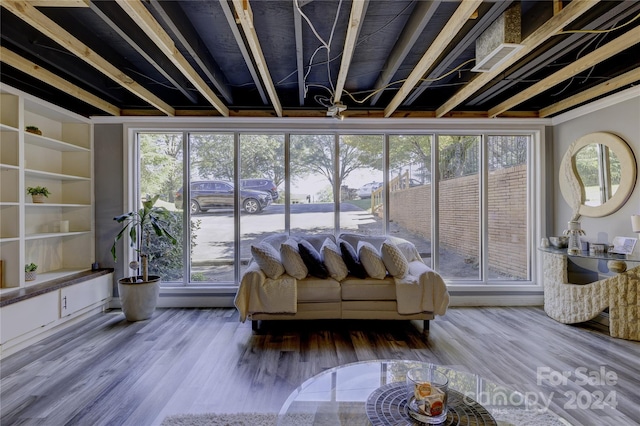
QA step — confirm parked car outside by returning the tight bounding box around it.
[356,182,382,199]
[240,178,279,201]
[175,180,271,214]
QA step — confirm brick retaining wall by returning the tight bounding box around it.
[389,165,527,279]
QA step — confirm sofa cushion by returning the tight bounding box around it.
[321,238,349,281]
[280,238,308,279]
[381,239,409,278]
[341,276,396,300]
[339,240,367,279]
[297,277,341,302]
[358,241,387,279]
[250,242,285,279]
[298,239,329,279]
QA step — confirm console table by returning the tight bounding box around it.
[540,248,640,341]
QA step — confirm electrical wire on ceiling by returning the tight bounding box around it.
[556,11,640,35]
[342,58,477,105]
[294,0,343,100]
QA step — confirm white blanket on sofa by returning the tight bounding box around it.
[234,264,297,322]
[394,261,449,316]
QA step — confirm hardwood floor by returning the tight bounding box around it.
[1,307,638,426]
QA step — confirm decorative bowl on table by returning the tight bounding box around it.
[549,236,569,249]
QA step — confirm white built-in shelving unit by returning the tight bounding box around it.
[0,86,94,290]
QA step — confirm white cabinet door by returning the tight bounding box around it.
[0,292,59,344]
[60,275,111,318]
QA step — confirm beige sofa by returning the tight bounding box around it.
[234,233,449,331]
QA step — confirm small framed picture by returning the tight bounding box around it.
[610,236,637,255]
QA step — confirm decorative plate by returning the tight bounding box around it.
[366,382,497,426]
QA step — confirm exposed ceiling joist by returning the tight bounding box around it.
[467,2,639,107]
[218,0,268,105]
[0,46,121,115]
[435,0,600,118]
[231,0,283,117]
[369,0,441,106]
[1,0,175,115]
[333,0,368,104]
[384,0,483,118]
[148,0,233,104]
[540,68,640,117]
[114,0,229,117]
[293,1,305,106]
[404,0,512,106]
[489,25,640,117]
[26,0,88,6]
[89,1,198,104]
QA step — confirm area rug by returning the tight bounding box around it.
[161,409,572,426]
[161,412,278,426]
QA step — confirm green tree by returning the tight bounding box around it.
[139,133,183,202]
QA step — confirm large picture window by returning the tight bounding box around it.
[135,129,533,287]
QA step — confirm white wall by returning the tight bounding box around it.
[552,92,640,248]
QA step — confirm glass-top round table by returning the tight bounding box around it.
[278,360,570,426]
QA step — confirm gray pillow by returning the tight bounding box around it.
[251,241,285,279]
[321,238,348,281]
[358,241,387,279]
[381,239,409,278]
[280,238,308,279]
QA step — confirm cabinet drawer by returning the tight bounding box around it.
[60,275,111,317]
[0,291,58,344]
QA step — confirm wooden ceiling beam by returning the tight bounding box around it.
[293,1,305,106]
[404,0,513,106]
[0,46,120,116]
[467,2,638,107]
[1,0,175,115]
[333,0,369,104]
[219,0,267,105]
[436,0,600,118]
[370,0,441,106]
[114,0,229,117]
[384,0,483,118]
[231,0,283,117]
[148,0,233,104]
[540,68,640,117]
[25,0,88,6]
[89,1,198,104]
[489,25,640,117]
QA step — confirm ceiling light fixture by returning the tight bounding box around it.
[327,102,347,119]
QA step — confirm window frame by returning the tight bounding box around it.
[124,121,546,294]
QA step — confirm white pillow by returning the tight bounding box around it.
[321,238,348,281]
[381,240,409,278]
[251,242,285,279]
[280,238,308,279]
[357,241,387,279]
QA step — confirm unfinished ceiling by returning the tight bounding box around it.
[1,0,639,119]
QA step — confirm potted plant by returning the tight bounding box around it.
[27,186,50,203]
[25,125,42,135]
[25,262,38,281]
[111,195,177,321]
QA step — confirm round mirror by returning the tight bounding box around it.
[560,132,636,218]
[574,143,620,207]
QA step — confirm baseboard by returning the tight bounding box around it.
[449,294,544,306]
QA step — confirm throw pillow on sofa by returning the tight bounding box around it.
[339,239,367,279]
[381,239,409,278]
[298,240,330,279]
[357,241,387,279]
[280,238,308,279]
[251,242,285,279]
[322,238,349,281]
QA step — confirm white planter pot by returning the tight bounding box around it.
[118,276,161,321]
